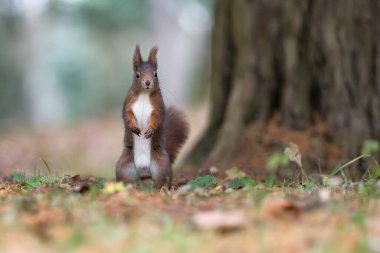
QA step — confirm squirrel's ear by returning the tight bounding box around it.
[148,46,158,68]
[133,45,142,71]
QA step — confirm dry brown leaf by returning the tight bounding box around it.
[261,198,303,220]
[327,177,343,187]
[192,210,247,231]
[62,174,97,193]
[209,166,219,174]
[226,167,247,179]
[284,142,302,168]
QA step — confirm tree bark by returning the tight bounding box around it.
[186,0,233,164]
[188,0,380,174]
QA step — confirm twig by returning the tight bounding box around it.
[330,154,370,177]
[40,157,52,176]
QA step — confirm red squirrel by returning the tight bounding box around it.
[116,45,189,188]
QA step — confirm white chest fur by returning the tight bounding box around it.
[132,93,153,170]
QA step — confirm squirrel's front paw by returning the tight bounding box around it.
[131,127,141,136]
[144,128,155,139]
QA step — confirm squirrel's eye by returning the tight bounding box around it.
[154,72,157,77]
[136,73,140,78]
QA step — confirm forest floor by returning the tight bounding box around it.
[1,112,380,252]
[1,172,380,253]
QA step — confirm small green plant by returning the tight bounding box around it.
[11,171,57,189]
[368,166,380,180]
[228,177,256,189]
[188,175,217,189]
[10,172,26,183]
[142,181,156,192]
[264,175,276,187]
[303,180,317,191]
[359,166,380,198]
[266,152,289,171]
[361,140,380,156]
[25,176,57,189]
[95,177,106,188]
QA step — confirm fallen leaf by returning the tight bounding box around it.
[174,185,192,197]
[327,177,343,187]
[62,175,97,193]
[192,187,210,197]
[209,166,219,174]
[102,182,125,194]
[261,198,303,220]
[21,208,67,239]
[284,142,302,168]
[192,210,247,231]
[226,167,247,179]
[209,185,224,194]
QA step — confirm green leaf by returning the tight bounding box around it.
[228,177,256,189]
[95,177,106,188]
[25,176,57,189]
[303,180,316,190]
[266,152,289,171]
[188,175,217,189]
[264,176,276,187]
[369,166,380,179]
[10,172,26,183]
[361,140,380,156]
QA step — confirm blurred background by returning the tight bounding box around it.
[2,0,379,180]
[0,0,213,177]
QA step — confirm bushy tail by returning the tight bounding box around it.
[164,107,189,163]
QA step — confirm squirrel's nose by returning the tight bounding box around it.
[145,80,151,87]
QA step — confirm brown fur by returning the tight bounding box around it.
[115,45,189,188]
[164,107,189,163]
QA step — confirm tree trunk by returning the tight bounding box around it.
[188,0,380,174]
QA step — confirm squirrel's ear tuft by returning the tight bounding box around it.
[148,46,158,68]
[133,45,142,71]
